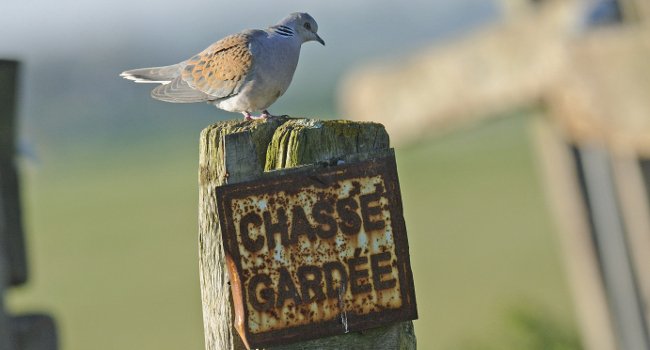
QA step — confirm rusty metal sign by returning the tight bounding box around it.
[216,152,417,349]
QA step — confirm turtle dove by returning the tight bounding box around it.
[120,12,324,120]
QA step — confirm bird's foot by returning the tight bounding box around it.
[261,110,273,119]
[261,110,289,120]
[242,111,287,121]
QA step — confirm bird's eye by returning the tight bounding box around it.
[303,22,312,31]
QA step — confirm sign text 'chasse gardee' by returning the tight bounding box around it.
[216,153,417,348]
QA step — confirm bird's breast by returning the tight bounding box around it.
[253,39,301,92]
[214,38,301,113]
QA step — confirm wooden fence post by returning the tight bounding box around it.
[198,118,416,349]
[1,59,24,350]
[0,60,27,288]
[0,60,58,350]
[533,113,650,349]
[532,117,618,350]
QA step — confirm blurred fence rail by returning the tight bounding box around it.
[0,60,57,350]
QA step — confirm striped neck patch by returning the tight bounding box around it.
[272,25,295,37]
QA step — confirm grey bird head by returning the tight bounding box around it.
[277,12,325,46]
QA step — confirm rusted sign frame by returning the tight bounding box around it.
[216,151,417,349]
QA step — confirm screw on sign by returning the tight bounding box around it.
[216,152,417,349]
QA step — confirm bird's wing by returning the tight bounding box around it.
[120,64,182,84]
[151,76,213,103]
[188,33,255,96]
[150,33,255,103]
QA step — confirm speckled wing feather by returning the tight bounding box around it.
[151,33,254,104]
[151,76,212,103]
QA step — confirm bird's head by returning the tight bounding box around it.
[277,12,325,46]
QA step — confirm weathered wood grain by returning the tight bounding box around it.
[199,117,288,350]
[198,117,415,350]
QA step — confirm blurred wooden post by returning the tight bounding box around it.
[0,59,23,350]
[0,60,27,288]
[532,117,619,350]
[575,145,650,350]
[533,113,650,350]
[198,118,416,350]
[0,60,58,350]
[610,150,650,335]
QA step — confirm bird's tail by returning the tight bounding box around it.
[120,64,183,84]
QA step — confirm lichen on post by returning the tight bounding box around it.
[265,119,389,170]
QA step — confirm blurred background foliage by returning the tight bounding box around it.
[6,0,639,348]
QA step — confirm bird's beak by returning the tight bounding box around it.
[314,33,325,46]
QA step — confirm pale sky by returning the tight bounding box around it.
[2,0,499,59]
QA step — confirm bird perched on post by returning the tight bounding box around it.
[120,12,324,120]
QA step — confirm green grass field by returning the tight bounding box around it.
[7,114,579,349]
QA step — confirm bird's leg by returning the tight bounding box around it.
[243,111,267,120]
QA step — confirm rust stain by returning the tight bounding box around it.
[216,152,417,349]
